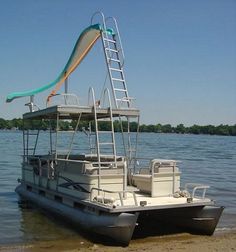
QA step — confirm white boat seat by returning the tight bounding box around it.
[132,159,181,197]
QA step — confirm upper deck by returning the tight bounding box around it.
[23,105,140,120]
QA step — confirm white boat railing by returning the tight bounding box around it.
[27,156,55,180]
[90,187,138,207]
[184,183,210,199]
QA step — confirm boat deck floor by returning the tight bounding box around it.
[122,192,211,207]
[84,190,213,213]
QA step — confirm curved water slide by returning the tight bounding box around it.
[6,24,114,103]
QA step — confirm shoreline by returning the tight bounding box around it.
[1,230,236,252]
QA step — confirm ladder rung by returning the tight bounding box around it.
[97,118,112,122]
[105,48,118,53]
[94,163,117,166]
[126,148,137,152]
[56,149,71,153]
[116,98,131,102]
[103,38,116,43]
[112,77,125,82]
[98,131,113,134]
[109,67,122,72]
[56,130,74,133]
[99,142,114,145]
[108,58,120,63]
[97,161,117,164]
[114,88,127,92]
[99,154,116,158]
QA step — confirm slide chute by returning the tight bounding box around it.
[6,24,114,103]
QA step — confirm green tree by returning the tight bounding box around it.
[189,125,200,134]
[0,118,7,129]
[175,124,185,134]
[161,124,173,133]
[155,124,162,133]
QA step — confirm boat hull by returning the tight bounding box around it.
[136,205,224,236]
[16,184,138,245]
[16,183,223,244]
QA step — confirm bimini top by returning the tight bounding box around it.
[6,24,114,103]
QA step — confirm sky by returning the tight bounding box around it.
[0,0,235,126]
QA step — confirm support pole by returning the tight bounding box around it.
[29,95,34,112]
[65,78,68,94]
[64,78,68,105]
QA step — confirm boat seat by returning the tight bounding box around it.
[132,159,181,197]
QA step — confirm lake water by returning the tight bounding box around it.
[0,131,236,245]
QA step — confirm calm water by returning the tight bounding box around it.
[0,131,236,244]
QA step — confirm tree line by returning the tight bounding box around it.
[0,118,235,136]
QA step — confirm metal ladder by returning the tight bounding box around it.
[101,20,131,109]
[88,88,117,188]
[23,128,40,163]
[91,12,138,171]
[91,12,131,109]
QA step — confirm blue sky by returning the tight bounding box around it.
[0,0,235,126]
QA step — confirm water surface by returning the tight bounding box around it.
[0,131,235,244]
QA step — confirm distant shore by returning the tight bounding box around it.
[0,118,236,136]
[1,230,236,252]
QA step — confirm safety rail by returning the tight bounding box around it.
[184,183,210,199]
[23,129,40,162]
[56,158,124,176]
[48,93,79,107]
[25,95,40,112]
[90,187,138,206]
[56,158,90,164]
[131,157,179,173]
[130,157,151,173]
[28,156,55,179]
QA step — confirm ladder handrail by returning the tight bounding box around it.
[105,16,125,65]
[90,12,124,65]
[88,87,101,188]
[90,11,112,55]
[101,32,118,108]
[101,33,130,109]
[101,88,117,163]
[88,87,119,189]
[98,13,130,109]
[91,11,107,31]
